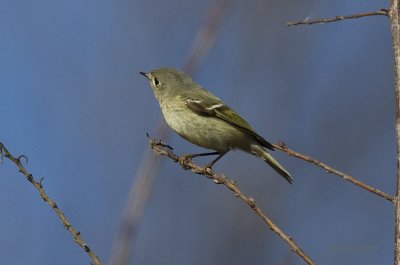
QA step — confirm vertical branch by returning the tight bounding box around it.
[390,1,400,265]
[108,125,168,265]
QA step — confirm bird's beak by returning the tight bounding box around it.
[139,72,150,80]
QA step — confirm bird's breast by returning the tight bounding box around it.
[158,100,252,153]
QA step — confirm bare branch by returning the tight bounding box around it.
[274,141,394,202]
[148,137,316,265]
[388,1,400,264]
[0,142,102,265]
[287,9,388,27]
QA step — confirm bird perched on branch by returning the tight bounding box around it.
[140,67,293,184]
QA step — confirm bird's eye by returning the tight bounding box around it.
[153,78,160,86]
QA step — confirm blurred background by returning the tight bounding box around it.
[0,0,394,264]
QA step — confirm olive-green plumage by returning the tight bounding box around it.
[140,67,293,184]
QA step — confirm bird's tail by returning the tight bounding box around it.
[253,146,293,184]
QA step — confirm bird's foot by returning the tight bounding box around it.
[203,163,214,174]
[178,154,194,170]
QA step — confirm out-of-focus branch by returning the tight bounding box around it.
[0,143,102,265]
[148,137,316,265]
[388,1,400,264]
[108,123,168,265]
[287,9,388,27]
[274,141,394,202]
[182,0,230,75]
[108,1,232,265]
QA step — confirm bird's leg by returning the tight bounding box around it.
[204,151,228,169]
[179,152,218,169]
[181,151,219,163]
[180,151,228,170]
[187,151,220,159]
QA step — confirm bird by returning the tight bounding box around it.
[140,67,293,184]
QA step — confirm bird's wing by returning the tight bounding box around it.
[184,91,274,150]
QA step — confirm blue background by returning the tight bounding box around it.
[0,0,394,264]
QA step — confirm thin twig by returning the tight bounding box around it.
[108,1,232,265]
[287,9,389,27]
[0,142,102,265]
[148,137,316,265]
[274,141,394,202]
[389,1,400,264]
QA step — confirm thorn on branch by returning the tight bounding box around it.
[27,174,33,182]
[17,154,29,164]
[52,201,58,208]
[248,197,256,208]
[39,177,44,188]
[147,133,173,150]
[84,245,91,252]
[276,141,287,149]
[41,193,47,202]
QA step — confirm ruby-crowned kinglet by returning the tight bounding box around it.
[140,67,293,183]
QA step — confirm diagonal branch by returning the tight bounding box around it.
[287,9,389,27]
[0,142,102,265]
[274,141,394,202]
[148,137,316,265]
